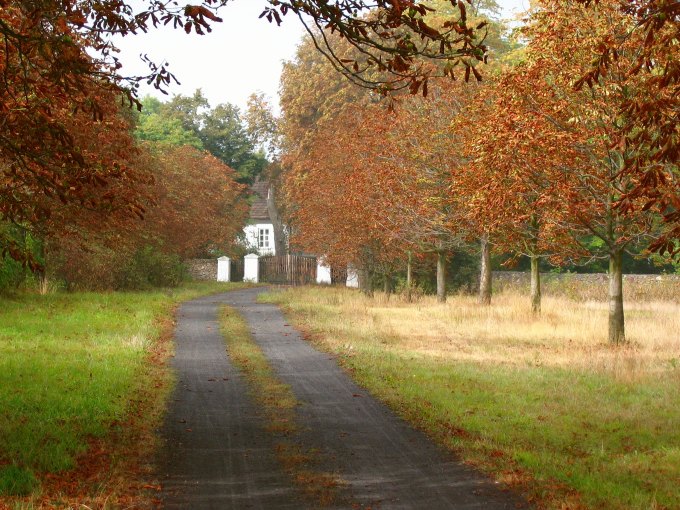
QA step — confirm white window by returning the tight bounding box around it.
[258,228,270,249]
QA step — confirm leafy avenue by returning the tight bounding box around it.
[0,0,678,507]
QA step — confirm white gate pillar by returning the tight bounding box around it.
[346,265,359,288]
[316,258,332,285]
[217,256,231,282]
[244,254,259,283]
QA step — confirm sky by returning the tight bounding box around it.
[115,0,530,112]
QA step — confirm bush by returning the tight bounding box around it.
[49,243,186,291]
[116,246,186,290]
[0,256,27,292]
[0,224,44,292]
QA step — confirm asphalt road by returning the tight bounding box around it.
[158,287,527,509]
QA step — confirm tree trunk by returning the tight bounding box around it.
[359,267,374,297]
[478,235,492,305]
[436,251,447,303]
[383,273,393,296]
[405,251,413,302]
[530,254,541,314]
[37,238,48,295]
[38,271,49,295]
[608,249,625,344]
[266,183,287,256]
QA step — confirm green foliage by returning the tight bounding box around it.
[373,250,481,297]
[0,255,27,291]
[117,246,186,290]
[135,91,268,184]
[494,239,678,275]
[135,109,204,149]
[200,103,268,183]
[163,89,209,133]
[411,251,480,295]
[0,224,45,292]
[447,250,481,292]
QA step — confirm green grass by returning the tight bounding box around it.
[347,355,679,509]
[260,287,680,510]
[0,281,249,501]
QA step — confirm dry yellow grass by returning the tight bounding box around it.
[261,284,680,509]
[294,287,680,381]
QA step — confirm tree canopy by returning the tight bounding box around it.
[134,91,267,183]
[277,0,678,343]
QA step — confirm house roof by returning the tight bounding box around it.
[249,179,271,221]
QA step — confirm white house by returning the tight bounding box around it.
[242,178,282,256]
[239,179,355,287]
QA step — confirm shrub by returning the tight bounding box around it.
[0,256,27,292]
[116,246,186,290]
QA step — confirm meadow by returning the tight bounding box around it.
[0,281,248,509]
[261,280,680,510]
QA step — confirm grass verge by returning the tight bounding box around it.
[0,281,251,508]
[219,306,343,507]
[260,286,680,510]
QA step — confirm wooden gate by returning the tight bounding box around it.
[259,255,317,285]
[231,258,244,282]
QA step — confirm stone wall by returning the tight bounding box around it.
[186,259,217,281]
[492,271,680,287]
[492,271,679,302]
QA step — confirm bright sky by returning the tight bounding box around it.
[116,0,529,112]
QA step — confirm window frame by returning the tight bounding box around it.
[258,227,270,249]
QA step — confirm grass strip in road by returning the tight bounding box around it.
[259,286,680,510]
[0,281,250,508]
[219,306,343,507]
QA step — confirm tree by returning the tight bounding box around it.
[135,91,268,184]
[0,2,160,266]
[245,92,281,158]
[139,144,247,259]
[3,0,487,267]
[279,32,370,158]
[0,79,149,268]
[47,143,247,289]
[375,85,477,303]
[456,69,583,314]
[135,96,204,148]
[263,0,488,92]
[283,104,405,295]
[575,0,680,257]
[469,0,667,341]
[200,103,268,184]
[279,5,512,299]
